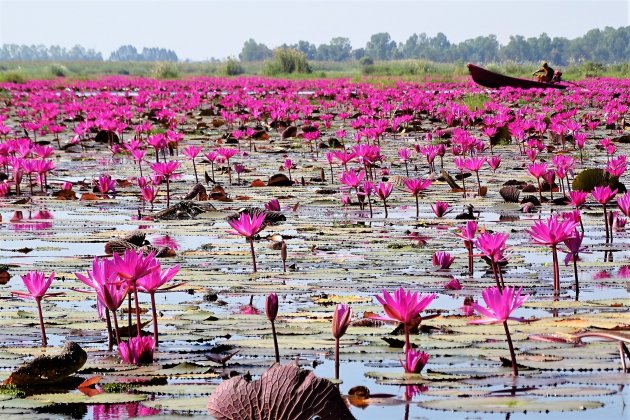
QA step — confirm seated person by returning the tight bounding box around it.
[533,62,555,83]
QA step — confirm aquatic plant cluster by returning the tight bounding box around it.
[0,75,628,417]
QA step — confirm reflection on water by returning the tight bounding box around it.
[8,210,54,231]
[90,402,161,420]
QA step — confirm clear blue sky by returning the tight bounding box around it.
[0,0,628,60]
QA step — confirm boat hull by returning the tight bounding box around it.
[467,63,567,90]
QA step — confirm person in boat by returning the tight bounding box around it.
[533,62,555,83]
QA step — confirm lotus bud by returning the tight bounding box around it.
[265,293,278,323]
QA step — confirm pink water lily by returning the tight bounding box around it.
[12,271,61,347]
[150,160,180,207]
[469,286,528,325]
[227,212,267,273]
[432,251,455,269]
[265,293,280,363]
[375,288,435,352]
[182,145,203,183]
[527,215,578,295]
[332,303,352,380]
[431,201,450,218]
[403,178,432,218]
[137,265,181,347]
[108,249,159,336]
[592,185,618,242]
[376,181,393,218]
[469,286,529,376]
[475,232,509,288]
[118,334,155,365]
[400,349,430,374]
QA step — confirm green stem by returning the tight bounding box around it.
[150,292,159,347]
[503,321,519,376]
[271,320,280,363]
[36,298,47,347]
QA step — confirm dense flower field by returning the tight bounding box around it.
[0,76,628,419]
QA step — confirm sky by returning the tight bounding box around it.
[0,0,628,60]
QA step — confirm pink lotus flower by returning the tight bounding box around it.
[475,232,509,263]
[109,249,159,283]
[455,220,478,242]
[444,278,463,290]
[331,303,352,380]
[204,151,220,180]
[227,212,267,273]
[475,232,509,288]
[332,303,352,340]
[108,249,159,336]
[528,215,578,294]
[607,155,627,177]
[617,194,630,216]
[375,288,436,326]
[266,293,278,323]
[528,162,548,200]
[400,349,430,374]
[398,148,412,176]
[266,293,280,363]
[137,265,181,347]
[569,190,588,208]
[431,201,450,218]
[182,145,203,183]
[15,271,55,300]
[375,287,436,355]
[592,185,618,242]
[403,178,432,218]
[469,286,528,376]
[432,251,455,269]
[118,335,155,365]
[264,199,281,212]
[469,286,528,325]
[339,170,365,190]
[592,185,618,205]
[150,161,180,207]
[97,174,116,197]
[528,216,578,247]
[140,185,159,208]
[13,271,60,347]
[217,147,238,184]
[487,156,501,172]
[376,181,393,218]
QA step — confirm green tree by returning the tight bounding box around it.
[365,32,397,60]
[239,39,273,61]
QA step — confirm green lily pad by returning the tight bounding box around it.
[135,384,216,395]
[420,396,603,413]
[142,396,208,412]
[28,392,146,404]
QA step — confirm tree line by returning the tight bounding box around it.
[240,26,629,65]
[1,26,627,64]
[0,45,178,62]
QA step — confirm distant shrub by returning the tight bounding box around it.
[223,58,244,76]
[48,63,69,77]
[582,61,606,77]
[263,48,311,76]
[359,56,374,66]
[152,63,179,79]
[0,72,25,83]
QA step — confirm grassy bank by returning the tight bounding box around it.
[1,59,628,83]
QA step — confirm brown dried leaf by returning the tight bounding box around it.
[207,363,355,420]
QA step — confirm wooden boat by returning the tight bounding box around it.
[467,63,567,90]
